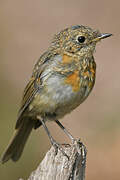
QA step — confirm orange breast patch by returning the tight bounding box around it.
[82,67,95,78]
[65,70,80,92]
[62,54,73,64]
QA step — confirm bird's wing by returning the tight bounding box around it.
[15,51,53,129]
[15,76,39,129]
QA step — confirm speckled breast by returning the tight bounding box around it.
[31,55,96,119]
[40,61,95,119]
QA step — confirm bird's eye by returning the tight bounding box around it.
[77,36,86,43]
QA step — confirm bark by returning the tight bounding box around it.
[19,140,87,180]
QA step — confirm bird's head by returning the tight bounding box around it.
[51,25,112,58]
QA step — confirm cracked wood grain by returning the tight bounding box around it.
[19,140,87,180]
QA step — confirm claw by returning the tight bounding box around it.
[51,138,69,160]
[71,138,79,144]
[73,139,87,158]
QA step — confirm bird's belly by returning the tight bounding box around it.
[31,74,94,119]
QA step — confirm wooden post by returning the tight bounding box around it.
[19,140,87,180]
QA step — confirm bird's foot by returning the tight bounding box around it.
[51,138,69,160]
[72,138,87,158]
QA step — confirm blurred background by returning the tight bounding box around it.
[0,0,120,179]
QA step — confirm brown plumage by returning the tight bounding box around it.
[1,25,112,163]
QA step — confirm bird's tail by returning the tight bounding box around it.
[1,118,35,163]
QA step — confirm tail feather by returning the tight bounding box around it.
[1,118,34,163]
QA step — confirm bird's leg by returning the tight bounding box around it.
[55,120,76,143]
[38,117,69,159]
[55,120,83,154]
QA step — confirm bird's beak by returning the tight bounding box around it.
[92,33,112,42]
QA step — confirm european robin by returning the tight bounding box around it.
[1,25,112,163]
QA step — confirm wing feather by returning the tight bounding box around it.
[16,77,38,129]
[15,51,54,129]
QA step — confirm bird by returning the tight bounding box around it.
[1,25,112,163]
